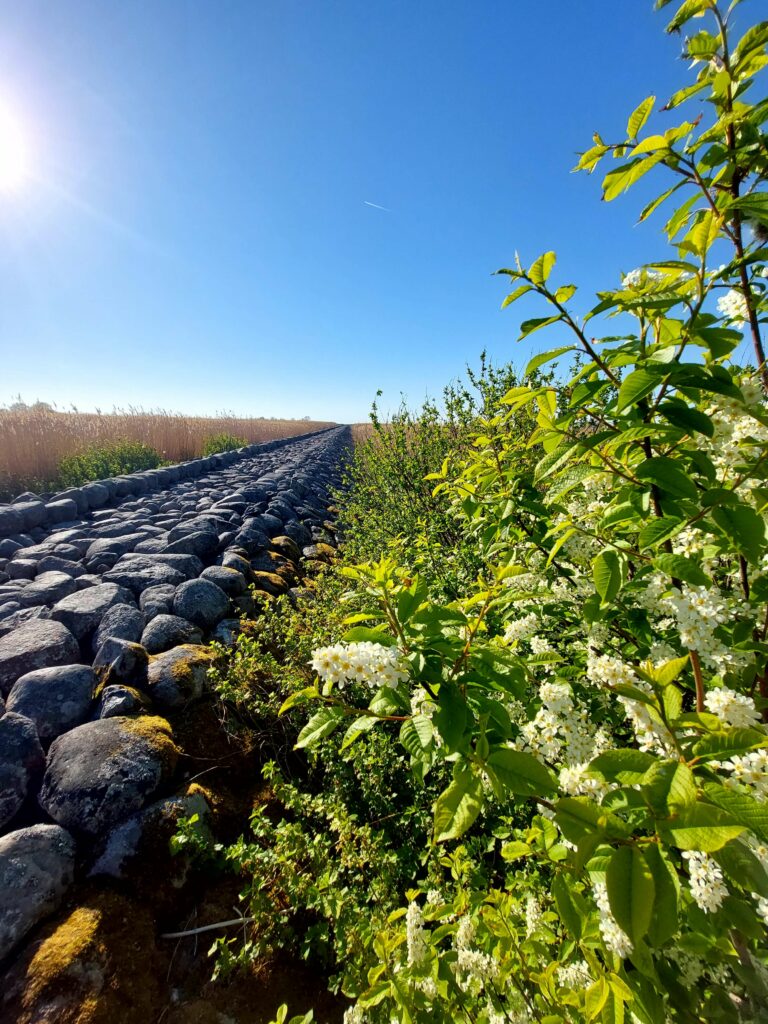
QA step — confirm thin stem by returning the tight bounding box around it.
[690,649,706,712]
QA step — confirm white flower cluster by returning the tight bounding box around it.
[705,391,768,482]
[453,916,498,994]
[593,881,633,958]
[556,959,592,990]
[410,686,436,719]
[310,641,408,690]
[719,748,768,801]
[504,612,540,643]
[717,288,749,325]
[704,686,761,729]
[587,653,675,754]
[519,682,603,765]
[665,585,731,671]
[525,895,542,937]
[682,850,728,913]
[622,267,663,289]
[343,1007,366,1024]
[668,948,706,987]
[406,901,428,967]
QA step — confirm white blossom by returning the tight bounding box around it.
[504,612,540,643]
[720,748,768,800]
[556,959,592,989]
[406,901,428,967]
[717,288,749,325]
[704,686,761,729]
[310,641,408,690]
[682,850,728,913]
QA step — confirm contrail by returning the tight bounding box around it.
[363,200,390,212]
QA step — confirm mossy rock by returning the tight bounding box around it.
[1,889,163,1024]
[250,571,289,596]
[146,645,218,711]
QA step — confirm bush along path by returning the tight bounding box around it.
[0,425,351,1023]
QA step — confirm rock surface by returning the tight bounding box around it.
[6,665,96,743]
[0,619,80,697]
[0,824,76,960]
[38,716,178,836]
[0,712,46,828]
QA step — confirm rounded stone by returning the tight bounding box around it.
[0,824,76,961]
[199,564,247,596]
[140,614,203,654]
[0,712,46,829]
[172,578,229,630]
[50,582,135,641]
[6,665,96,743]
[38,716,178,837]
[146,645,217,710]
[0,619,80,698]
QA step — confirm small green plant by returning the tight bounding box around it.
[201,432,249,456]
[57,438,162,486]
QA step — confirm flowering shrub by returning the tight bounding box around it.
[281,3,768,1021]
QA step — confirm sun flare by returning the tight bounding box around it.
[0,104,29,191]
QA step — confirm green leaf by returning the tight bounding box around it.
[642,760,697,817]
[519,315,562,340]
[279,686,319,715]
[433,681,468,752]
[711,504,767,565]
[555,797,631,844]
[340,714,378,750]
[635,457,698,499]
[399,716,434,760]
[342,626,397,645]
[500,840,532,861]
[552,873,585,939]
[592,549,623,604]
[729,192,768,225]
[485,747,558,798]
[627,96,656,139]
[665,0,713,34]
[590,749,656,785]
[525,346,575,377]
[642,844,680,945]
[692,727,768,762]
[529,251,557,285]
[714,839,768,898]
[702,783,768,843]
[615,368,664,413]
[638,180,685,223]
[638,516,684,550]
[501,283,533,308]
[657,401,714,438]
[295,706,347,749]
[660,802,745,851]
[433,764,484,842]
[606,846,655,945]
[602,152,665,202]
[585,977,610,1020]
[652,553,710,586]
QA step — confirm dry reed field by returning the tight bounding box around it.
[0,404,337,499]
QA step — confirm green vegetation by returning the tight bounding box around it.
[190,4,768,1022]
[57,438,162,486]
[201,432,249,457]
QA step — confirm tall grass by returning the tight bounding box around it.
[0,404,337,500]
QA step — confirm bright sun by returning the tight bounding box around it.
[0,105,29,191]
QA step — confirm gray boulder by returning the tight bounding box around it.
[90,792,209,884]
[0,824,76,960]
[93,637,149,690]
[50,582,135,641]
[164,531,219,559]
[93,684,149,719]
[38,716,178,837]
[6,665,95,743]
[146,645,216,710]
[172,578,229,630]
[0,712,45,828]
[18,571,78,608]
[200,564,248,596]
[0,619,80,697]
[140,614,203,654]
[91,603,145,653]
[45,498,79,523]
[103,558,186,595]
[139,583,176,620]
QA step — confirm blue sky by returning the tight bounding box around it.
[0,1,727,422]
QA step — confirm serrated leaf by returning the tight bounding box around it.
[295,706,347,749]
[590,749,656,784]
[519,315,562,340]
[486,747,558,797]
[433,681,468,752]
[552,872,585,939]
[433,764,484,842]
[341,714,378,750]
[635,457,698,499]
[642,844,680,945]
[652,553,710,586]
[711,504,767,565]
[627,96,656,140]
[525,345,575,377]
[615,368,664,413]
[606,846,655,944]
[529,251,557,285]
[693,727,768,762]
[602,152,666,202]
[661,802,745,851]
[657,402,714,437]
[593,549,623,603]
[642,760,697,816]
[638,516,684,550]
[501,283,533,308]
[702,784,768,843]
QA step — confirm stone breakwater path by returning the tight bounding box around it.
[0,425,350,969]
